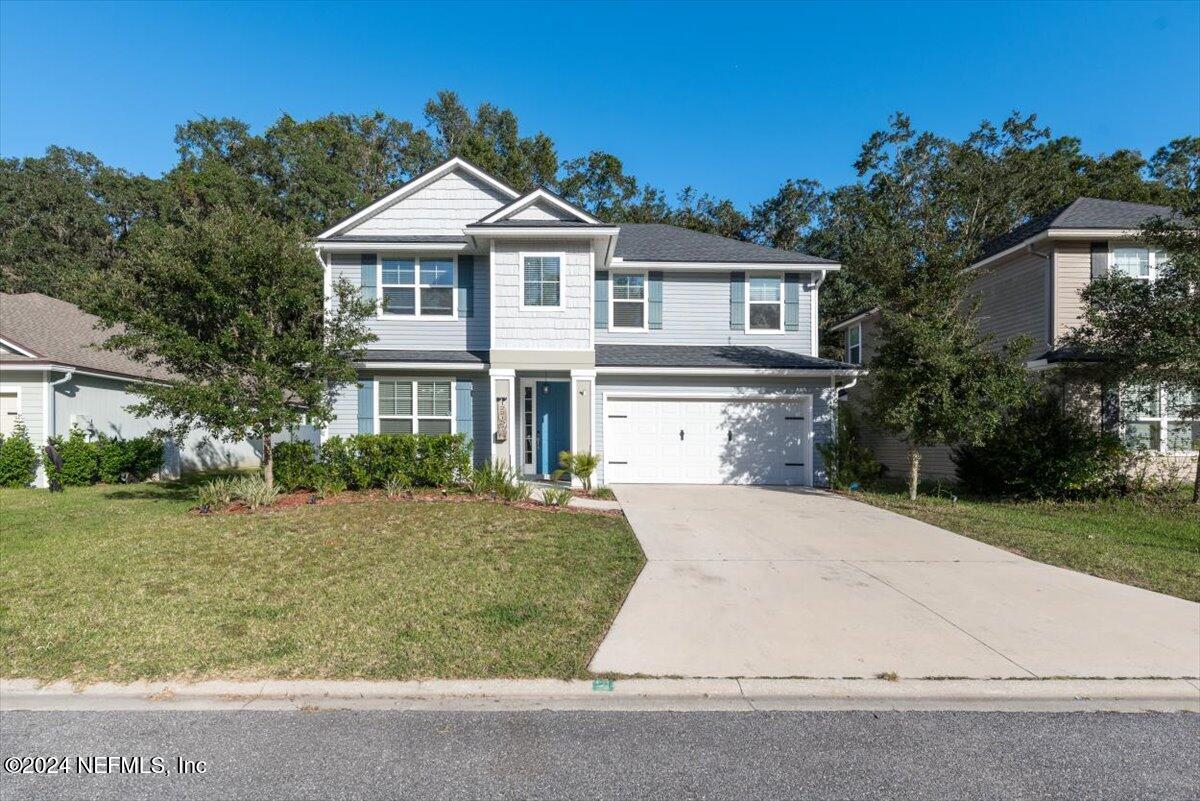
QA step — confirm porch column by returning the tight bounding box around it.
[570,369,596,488]
[489,368,516,467]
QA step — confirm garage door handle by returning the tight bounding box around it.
[679,429,685,441]
[727,431,732,443]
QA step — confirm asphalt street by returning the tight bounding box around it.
[2,710,1197,800]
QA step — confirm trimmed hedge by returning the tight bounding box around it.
[273,434,472,492]
[0,418,40,488]
[48,427,165,486]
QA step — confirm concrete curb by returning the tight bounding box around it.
[3,678,1197,713]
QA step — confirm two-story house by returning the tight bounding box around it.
[830,197,1198,481]
[314,158,859,486]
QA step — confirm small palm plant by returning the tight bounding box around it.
[553,451,599,493]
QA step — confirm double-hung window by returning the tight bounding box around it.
[747,274,783,331]
[1122,384,1198,453]
[523,255,561,307]
[378,378,453,435]
[381,257,455,316]
[847,323,863,365]
[611,272,647,329]
[1111,247,1169,281]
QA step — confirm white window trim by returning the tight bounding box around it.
[1122,383,1196,454]
[376,255,459,319]
[373,376,456,435]
[744,272,784,334]
[518,251,566,311]
[847,323,863,365]
[608,269,649,332]
[1109,244,1166,282]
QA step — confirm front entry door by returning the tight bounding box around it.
[537,382,570,475]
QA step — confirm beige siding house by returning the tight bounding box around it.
[830,197,1197,484]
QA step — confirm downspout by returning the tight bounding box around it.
[46,369,74,441]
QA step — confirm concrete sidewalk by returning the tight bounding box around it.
[591,486,1200,679]
[3,678,1197,713]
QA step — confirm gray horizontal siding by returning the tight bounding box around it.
[331,253,490,350]
[593,375,833,486]
[596,270,815,354]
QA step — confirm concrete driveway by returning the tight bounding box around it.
[590,486,1200,679]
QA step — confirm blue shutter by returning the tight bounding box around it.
[594,270,609,329]
[359,254,377,305]
[648,271,663,330]
[784,273,801,332]
[455,380,474,447]
[729,271,746,330]
[357,380,374,434]
[457,255,474,318]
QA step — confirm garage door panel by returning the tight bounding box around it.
[605,396,812,486]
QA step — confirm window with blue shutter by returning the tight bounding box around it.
[357,380,374,434]
[360,254,377,307]
[458,255,474,318]
[729,271,746,330]
[455,380,474,449]
[784,273,801,331]
[648,271,663,330]
[594,270,609,329]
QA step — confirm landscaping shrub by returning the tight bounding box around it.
[953,392,1125,500]
[0,419,39,488]
[817,404,883,489]
[553,451,599,492]
[273,441,321,491]
[48,427,163,486]
[281,434,471,491]
[541,487,574,507]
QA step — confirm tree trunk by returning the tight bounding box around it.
[907,444,921,501]
[262,431,274,490]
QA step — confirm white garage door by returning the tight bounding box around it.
[604,395,813,485]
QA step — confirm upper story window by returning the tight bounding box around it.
[378,378,453,435]
[1122,384,1197,453]
[522,255,562,308]
[381,257,455,317]
[1111,247,1169,281]
[747,274,782,331]
[847,323,863,365]
[611,272,647,329]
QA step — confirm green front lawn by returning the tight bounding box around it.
[0,482,643,682]
[854,488,1200,602]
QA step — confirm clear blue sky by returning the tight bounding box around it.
[2,1,1197,207]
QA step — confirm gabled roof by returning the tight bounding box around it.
[976,197,1179,261]
[473,187,602,226]
[613,223,836,265]
[828,306,880,333]
[317,157,521,240]
[0,293,172,381]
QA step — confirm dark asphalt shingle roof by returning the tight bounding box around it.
[977,198,1179,260]
[613,223,836,265]
[358,350,488,364]
[0,293,172,381]
[595,344,853,370]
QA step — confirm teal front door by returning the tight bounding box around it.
[537,382,570,475]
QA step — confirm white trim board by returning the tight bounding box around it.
[477,188,601,225]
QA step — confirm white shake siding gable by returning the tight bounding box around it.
[345,169,511,236]
[491,240,592,350]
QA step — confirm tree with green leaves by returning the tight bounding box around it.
[94,206,377,488]
[1067,202,1200,502]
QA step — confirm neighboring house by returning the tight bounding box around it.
[315,157,860,486]
[830,197,1198,482]
[0,292,315,486]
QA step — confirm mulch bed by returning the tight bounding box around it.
[201,488,624,518]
